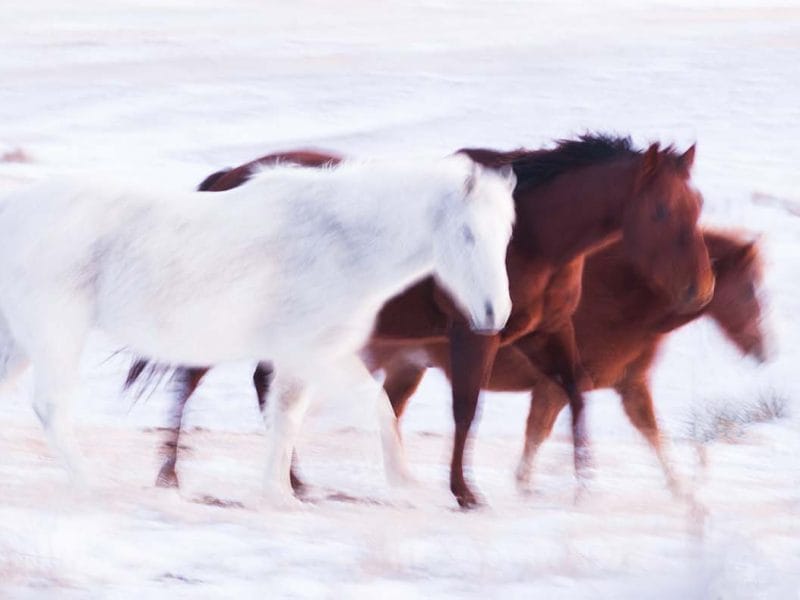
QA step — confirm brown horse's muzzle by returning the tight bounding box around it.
[739,327,769,364]
[750,338,768,364]
[676,273,715,314]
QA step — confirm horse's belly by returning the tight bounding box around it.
[95,283,274,365]
[94,244,385,367]
[99,314,266,365]
[295,307,378,363]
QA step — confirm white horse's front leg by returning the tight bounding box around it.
[333,357,416,488]
[374,380,416,488]
[262,371,311,509]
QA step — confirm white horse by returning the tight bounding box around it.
[0,154,515,504]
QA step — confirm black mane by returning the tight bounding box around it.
[461,134,672,191]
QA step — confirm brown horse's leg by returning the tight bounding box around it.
[252,361,305,495]
[383,363,426,420]
[541,322,593,482]
[616,375,709,532]
[157,367,208,488]
[615,376,684,497]
[515,379,569,493]
[448,323,500,509]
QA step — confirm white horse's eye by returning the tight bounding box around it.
[462,225,476,246]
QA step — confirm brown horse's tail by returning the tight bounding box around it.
[197,168,233,192]
[123,358,172,400]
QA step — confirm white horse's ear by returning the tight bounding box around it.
[498,164,516,191]
[464,162,481,197]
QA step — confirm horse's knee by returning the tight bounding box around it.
[267,376,309,432]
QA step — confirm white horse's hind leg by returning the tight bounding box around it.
[21,302,91,486]
[262,371,311,509]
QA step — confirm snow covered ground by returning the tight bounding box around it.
[1,0,799,597]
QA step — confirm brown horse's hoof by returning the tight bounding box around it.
[289,470,306,497]
[156,466,180,489]
[573,443,595,479]
[452,483,483,510]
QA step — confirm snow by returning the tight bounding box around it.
[1,0,799,597]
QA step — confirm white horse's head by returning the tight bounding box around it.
[433,155,516,334]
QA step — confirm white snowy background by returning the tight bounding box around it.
[0,1,799,598]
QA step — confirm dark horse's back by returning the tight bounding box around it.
[199,150,342,192]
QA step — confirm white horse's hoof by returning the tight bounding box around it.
[386,470,419,490]
[263,487,305,511]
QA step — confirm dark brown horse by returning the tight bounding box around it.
[128,135,714,508]
[368,229,765,497]
[514,229,765,494]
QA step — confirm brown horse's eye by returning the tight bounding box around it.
[743,282,756,300]
[654,203,668,222]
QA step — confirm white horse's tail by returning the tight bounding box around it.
[122,357,174,400]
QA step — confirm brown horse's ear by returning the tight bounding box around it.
[639,143,661,183]
[734,240,758,265]
[678,144,696,174]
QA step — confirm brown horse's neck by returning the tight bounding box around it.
[513,158,636,264]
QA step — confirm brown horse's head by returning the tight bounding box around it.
[705,233,767,362]
[622,143,714,314]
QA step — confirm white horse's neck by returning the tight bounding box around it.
[340,177,439,298]
[243,159,458,309]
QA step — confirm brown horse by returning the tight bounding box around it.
[128,135,714,508]
[368,229,765,497]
